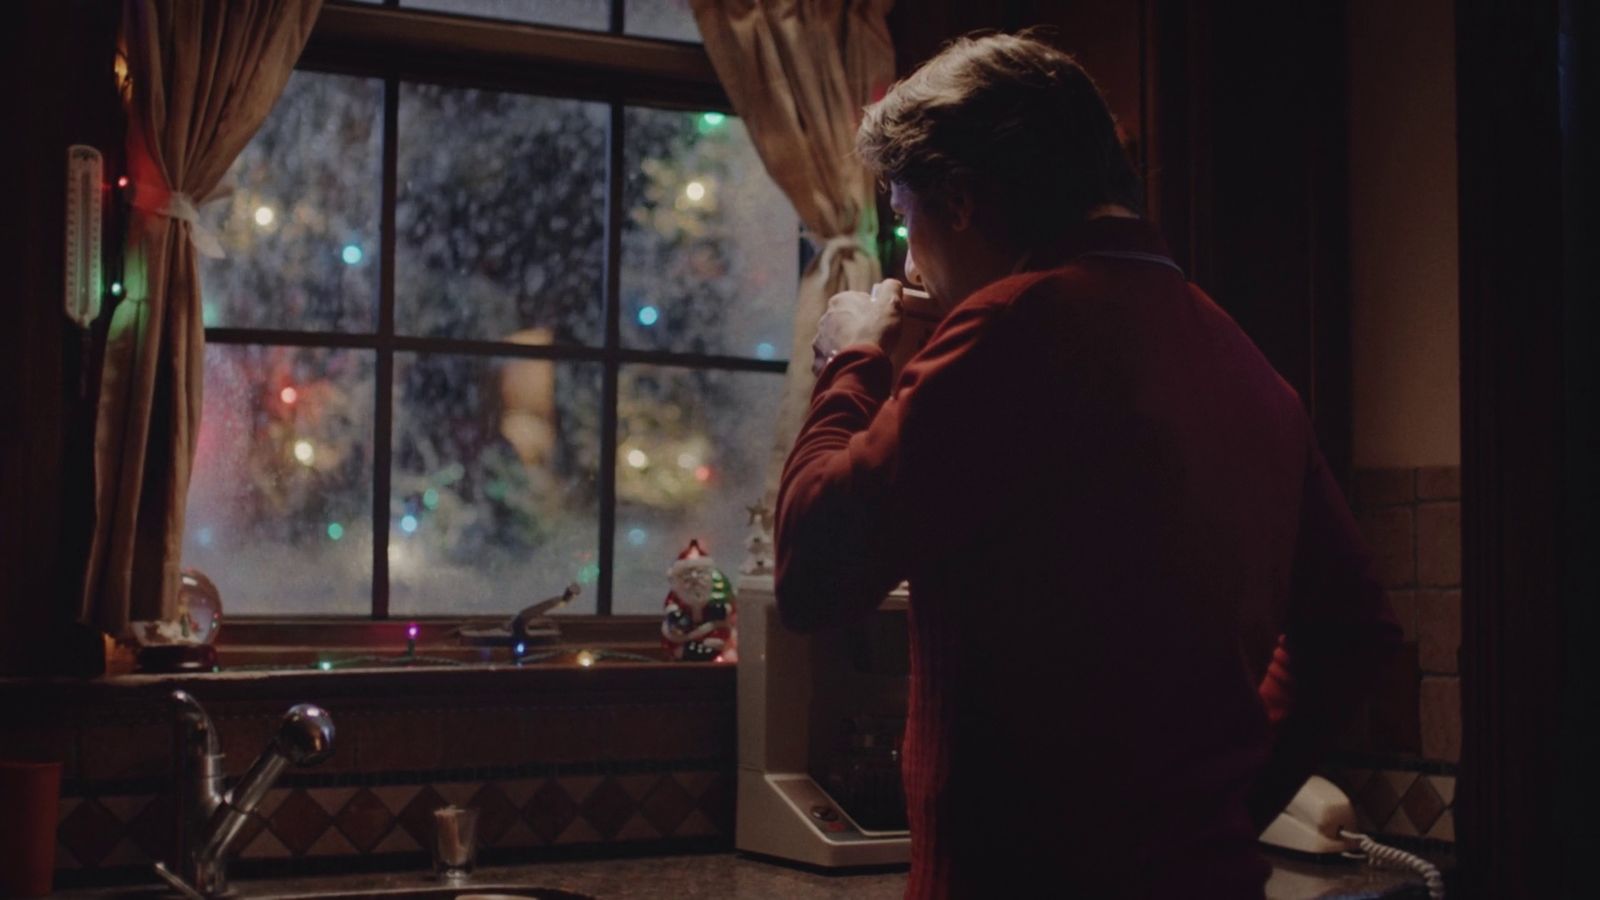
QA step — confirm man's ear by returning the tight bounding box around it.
[942,179,977,233]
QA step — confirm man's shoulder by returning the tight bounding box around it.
[960,268,1068,311]
[947,265,1131,341]
[961,261,1139,312]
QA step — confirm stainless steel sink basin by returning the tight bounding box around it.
[65,887,594,900]
[248,886,594,900]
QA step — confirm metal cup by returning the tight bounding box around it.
[432,805,478,880]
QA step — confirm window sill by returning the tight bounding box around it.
[7,615,737,706]
[103,614,672,673]
[99,653,731,698]
[211,613,665,648]
[1,652,734,726]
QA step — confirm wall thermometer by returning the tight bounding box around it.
[64,144,104,328]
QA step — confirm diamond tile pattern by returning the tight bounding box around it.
[525,779,578,843]
[372,824,423,854]
[307,786,360,816]
[1355,769,1402,829]
[101,838,149,866]
[1400,775,1446,833]
[1335,765,1458,843]
[269,789,335,856]
[56,840,81,871]
[307,827,359,857]
[396,785,449,849]
[469,783,521,846]
[126,794,175,864]
[639,775,696,835]
[241,828,292,860]
[1382,804,1420,837]
[57,769,735,872]
[578,777,635,839]
[1429,775,1456,806]
[58,799,124,867]
[233,806,272,855]
[335,788,396,852]
[696,771,736,834]
[98,795,151,822]
[369,785,422,815]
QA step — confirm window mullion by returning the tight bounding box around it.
[597,101,626,616]
[372,74,400,620]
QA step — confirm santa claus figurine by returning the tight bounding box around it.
[661,539,737,662]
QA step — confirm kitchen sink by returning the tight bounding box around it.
[247,887,594,900]
[71,886,594,900]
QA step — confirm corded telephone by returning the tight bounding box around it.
[1260,774,1358,855]
[1260,775,1446,899]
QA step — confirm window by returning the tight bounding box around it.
[182,1,798,618]
[401,0,702,42]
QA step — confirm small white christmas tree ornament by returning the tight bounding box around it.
[740,499,775,577]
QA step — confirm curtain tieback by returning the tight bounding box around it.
[814,234,864,280]
[130,185,227,260]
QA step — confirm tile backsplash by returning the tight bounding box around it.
[1329,465,1461,844]
[1,665,735,886]
[1327,765,1456,842]
[54,767,733,875]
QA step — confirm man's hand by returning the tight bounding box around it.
[811,280,912,377]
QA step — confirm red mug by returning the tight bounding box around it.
[0,760,63,898]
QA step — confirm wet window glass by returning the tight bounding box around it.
[200,72,382,333]
[184,65,797,617]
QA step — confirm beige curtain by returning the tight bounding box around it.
[83,0,323,636]
[690,0,896,503]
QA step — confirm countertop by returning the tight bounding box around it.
[53,850,1436,899]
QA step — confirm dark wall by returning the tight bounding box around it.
[1559,0,1599,889]
[1456,0,1596,895]
[1142,0,1352,474]
[0,0,119,675]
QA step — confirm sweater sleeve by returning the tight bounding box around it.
[774,299,1014,633]
[1247,429,1404,828]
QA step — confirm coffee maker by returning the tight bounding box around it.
[735,575,911,867]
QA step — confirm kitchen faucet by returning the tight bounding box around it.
[154,690,335,899]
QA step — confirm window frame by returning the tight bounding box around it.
[207,0,790,623]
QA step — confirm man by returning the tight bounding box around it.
[775,33,1401,899]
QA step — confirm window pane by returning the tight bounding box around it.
[626,0,700,42]
[200,72,382,333]
[390,352,603,615]
[622,107,799,359]
[397,85,608,345]
[184,345,375,615]
[611,365,784,613]
[401,0,609,30]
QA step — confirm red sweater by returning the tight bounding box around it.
[776,219,1400,898]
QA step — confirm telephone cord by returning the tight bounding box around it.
[1340,830,1445,900]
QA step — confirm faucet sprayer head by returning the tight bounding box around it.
[273,704,335,766]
